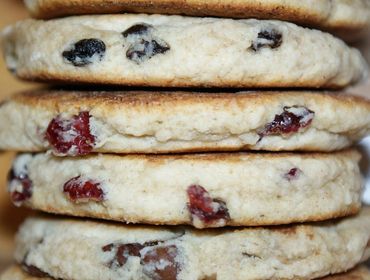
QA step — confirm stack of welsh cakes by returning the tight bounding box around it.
[1,1,370,279]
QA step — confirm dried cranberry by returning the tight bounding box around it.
[103,242,180,280]
[250,29,283,51]
[63,176,104,203]
[7,157,33,207]
[45,111,95,156]
[284,168,302,181]
[122,23,152,37]
[122,23,170,64]
[63,38,106,67]
[187,185,230,228]
[258,106,314,139]
[141,245,180,280]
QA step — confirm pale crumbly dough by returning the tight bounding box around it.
[23,0,370,32]
[13,208,370,279]
[2,265,370,280]
[1,90,370,154]
[1,15,367,88]
[12,150,362,228]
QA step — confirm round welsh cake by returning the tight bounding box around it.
[23,0,370,36]
[8,150,362,228]
[12,209,370,280]
[1,90,370,155]
[1,15,367,88]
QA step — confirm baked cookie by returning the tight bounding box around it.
[1,90,370,155]
[1,15,367,88]
[13,209,370,279]
[23,0,370,33]
[2,265,369,280]
[8,150,362,228]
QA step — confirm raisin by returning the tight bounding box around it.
[250,29,283,51]
[284,168,302,181]
[126,39,170,64]
[122,23,170,64]
[187,185,230,228]
[122,23,152,37]
[103,241,159,268]
[7,155,33,207]
[63,176,104,203]
[106,243,143,267]
[103,242,180,280]
[63,38,106,67]
[258,106,314,139]
[141,245,180,280]
[45,111,95,156]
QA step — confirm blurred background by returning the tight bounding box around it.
[0,0,369,274]
[0,0,38,272]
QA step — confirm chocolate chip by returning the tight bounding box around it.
[63,38,106,67]
[250,29,283,51]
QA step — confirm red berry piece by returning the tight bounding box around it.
[284,168,302,181]
[258,106,314,139]
[45,111,95,156]
[7,155,33,207]
[63,176,104,203]
[141,245,180,280]
[187,185,230,228]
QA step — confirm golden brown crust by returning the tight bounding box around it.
[32,193,360,228]
[11,89,370,111]
[14,69,351,89]
[24,0,370,34]
[319,266,370,280]
[2,90,368,154]
[27,0,326,25]
[4,264,370,280]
